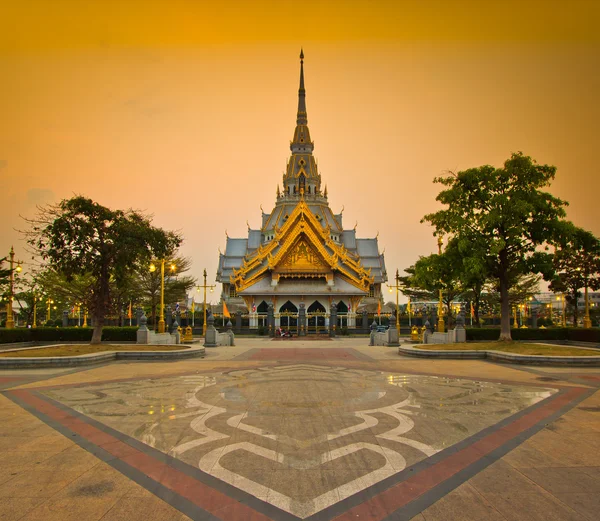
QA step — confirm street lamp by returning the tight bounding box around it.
[4,246,22,329]
[437,236,445,333]
[196,269,215,335]
[149,259,176,333]
[387,268,401,336]
[46,298,54,322]
[556,294,566,327]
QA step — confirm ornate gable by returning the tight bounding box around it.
[231,198,374,292]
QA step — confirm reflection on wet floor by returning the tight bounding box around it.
[43,365,556,518]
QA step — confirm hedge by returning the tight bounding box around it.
[0,327,138,344]
[466,327,600,343]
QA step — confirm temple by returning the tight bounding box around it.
[216,51,387,331]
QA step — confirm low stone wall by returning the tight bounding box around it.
[398,345,600,367]
[0,345,205,369]
[217,332,234,346]
[424,328,467,344]
[137,329,180,345]
[369,328,400,347]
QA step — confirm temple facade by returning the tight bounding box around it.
[216,52,387,331]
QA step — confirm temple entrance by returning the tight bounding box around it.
[255,300,269,328]
[307,300,326,333]
[336,301,349,328]
[279,301,298,334]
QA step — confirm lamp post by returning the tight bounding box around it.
[197,269,215,335]
[46,298,54,322]
[584,284,592,329]
[387,268,401,336]
[437,236,445,333]
[4,247,22,329]
[149,259,176,334]
[556,294,566,327]
[32,294,38,328]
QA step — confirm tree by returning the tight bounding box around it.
[549,227,600,326]
[25,196,181,343]
[423,152,567,341]
[0,257,10,290]
[400,247,464,327]
[134,255,196,329]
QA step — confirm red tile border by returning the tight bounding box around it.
[8,388,273,521]
[3,370,592,521]
[331,386,588,521]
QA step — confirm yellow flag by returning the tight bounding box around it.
[191,298,195,313]
[127,301,132,319]
[406,299,411,314]
[377,300,381,316]
[223,300,231,319]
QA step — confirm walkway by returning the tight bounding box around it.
[0,338,598,520]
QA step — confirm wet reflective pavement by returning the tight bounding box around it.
[1,340,599,521]
[42,364,556,518]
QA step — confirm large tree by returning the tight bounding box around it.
[423,152,567,341]
[549,227,600,326]
[26,196,181,343]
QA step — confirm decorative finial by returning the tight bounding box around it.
[354,221,358,231]
[300,187,304,197]
[276,185,281,198]
[340,205,345,214]
[260,204,264,213]
[376,230,379,239]
[324,185,328,198]
[225,229,228,238]
[300,48,304,60]
[246,220,250,230]
[218,246,222,255]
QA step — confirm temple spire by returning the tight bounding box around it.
[297,49,307,125]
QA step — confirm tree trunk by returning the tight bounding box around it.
[91,313,104,344]
[498,267,512,341]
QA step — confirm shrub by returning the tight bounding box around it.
[0,326,139,344]
[0,328,33,344]
[465,328,501,341]
[567,328,600,343]
[257,326,266,336]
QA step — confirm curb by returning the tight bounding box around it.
[0,345,206,369]
[398,345,600,366]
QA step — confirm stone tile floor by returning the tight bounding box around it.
[0,338,598,521]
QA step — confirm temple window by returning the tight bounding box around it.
[368,285,375,298]
[229,285,237,298]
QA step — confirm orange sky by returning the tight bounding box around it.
[1,1,599,303]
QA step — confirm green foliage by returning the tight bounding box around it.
[0,328,32,343]
[465,327,600,342]
[257,325,266,336]
[134,255,196,330]
[423,153,569,341]
[25,196,182,343]
[0,257,10,291]
[549,226,600,326]
[0,327,138,344]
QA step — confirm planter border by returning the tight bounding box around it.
[0,345,205,369]
[398,345,600,366]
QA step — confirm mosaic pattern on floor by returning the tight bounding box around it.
[41,364,556,518]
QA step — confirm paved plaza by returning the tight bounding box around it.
[1,338,599,520]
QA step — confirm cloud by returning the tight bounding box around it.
[26,188,55,206]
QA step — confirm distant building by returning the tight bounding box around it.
[216,52,387,329]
